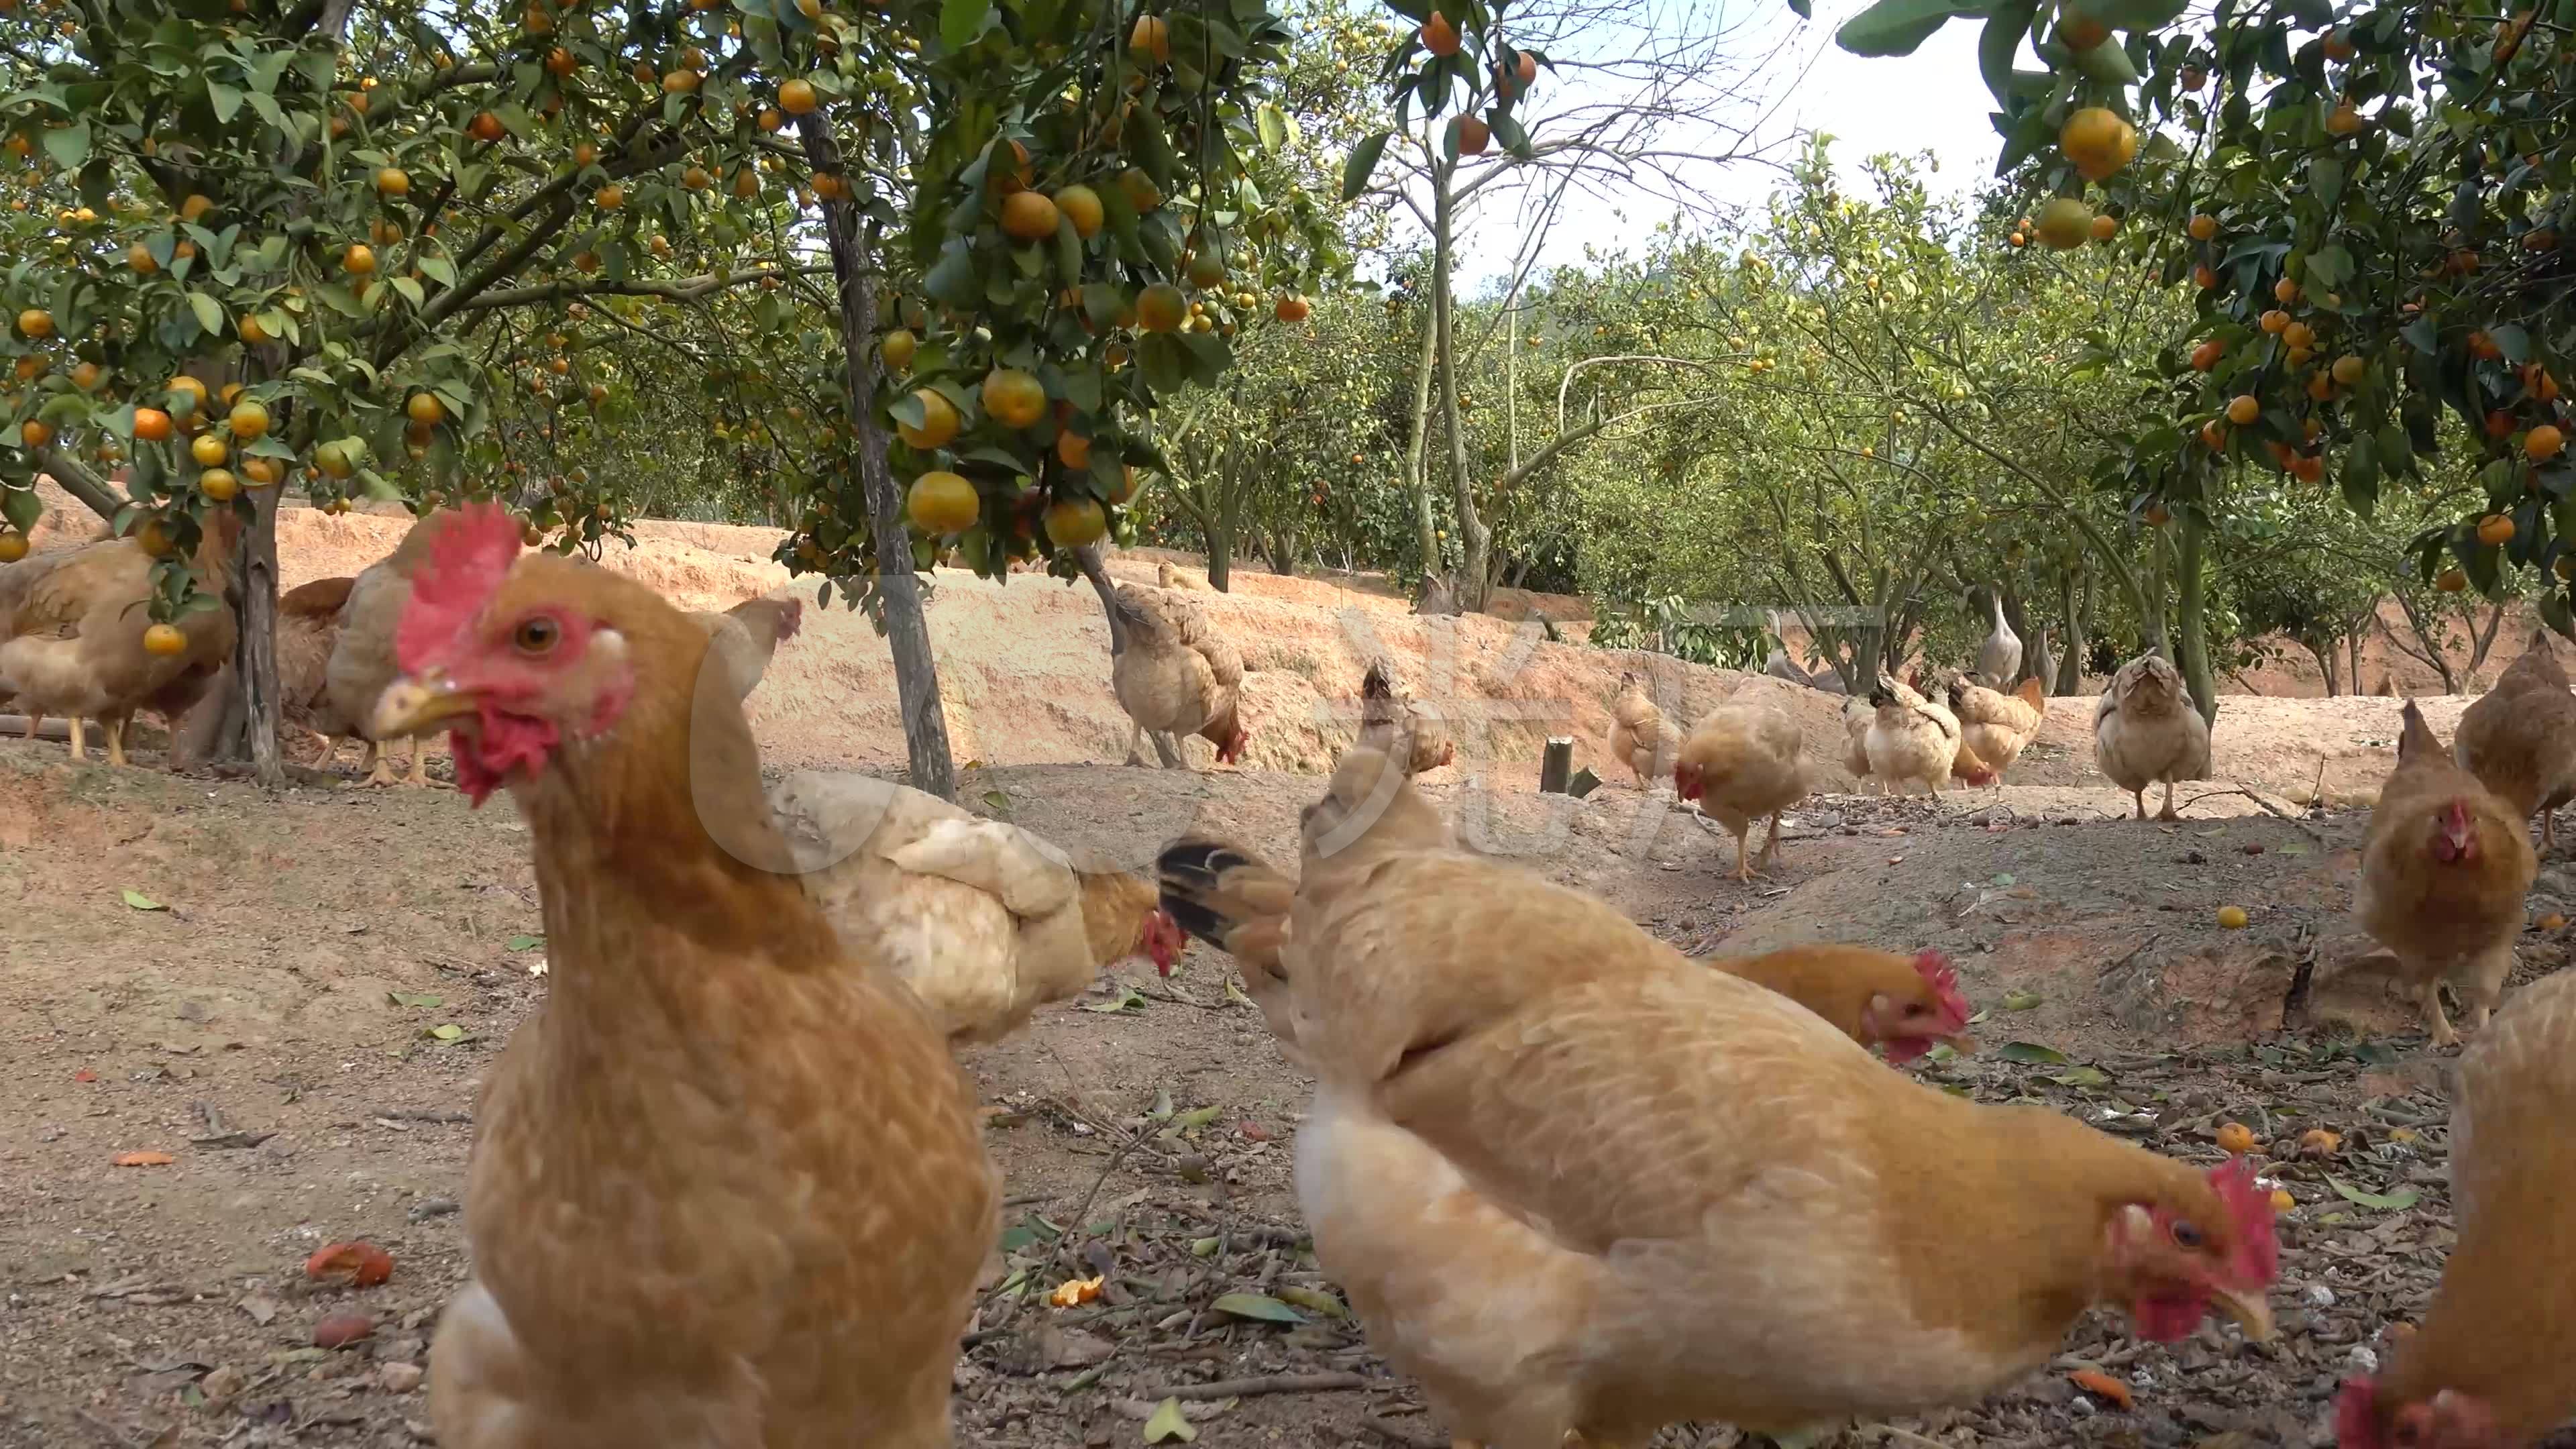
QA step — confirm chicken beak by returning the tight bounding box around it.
[373,672,480,739]
[2211,1285,2275,1342]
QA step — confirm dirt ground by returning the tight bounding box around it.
[7,496,2575,1449]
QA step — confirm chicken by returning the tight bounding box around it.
[1762,647,1813,688]
[767,768,1181,1046]
[1976,588,2022,686]
[326,511,458,788]
[1706,946,1976,1065]
[1949,674,2046,787]
[1178,747,2277,1449]
[1607,671,1682,788]
[2335,971,2576,1449]
[1157,559,1208,590]
[2353,701,2537,1049]
[2452,631,2576,848]
[2027,625,2057,698]
[684,594,803,706]
[2093,653,2212,820]
[1358,657,1453,775]
[1156,836,1307,1059]
[276,576,357,767]
[1864,682,1962,796]
[1673,695,1809,881]
[1107,581,1247,768]
[0,517,239,767]
[371,504,995,1449]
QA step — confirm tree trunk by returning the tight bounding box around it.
[2057,570,2090,696]
[2467,602,2508,682]
[2302,633,2340,695]
[234,485,285,783]
[1430,170,1490,613]
[799,111,955,802]
[2172,511,2219,726]
[2347,631,2366,696]
[1402,301,1440,586]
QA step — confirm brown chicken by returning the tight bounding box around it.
[325,511,456,787]
[1949,675,2045,787]
[2336,971,2576,1449]
[1108,581,1247,768]
[1157,559,1208,590]
[1839,672,1925,791]
[1674,695,1810,881]
[685,594,802,706]
[276,576,358,767]
[372,505,994,1449]
[1179,747,2277,1449]
[1358,657,1453,776]
[768,768,1181,1045]
[2355,702,2538,1049]
[0,515,239,767]
[1866,682,1962,796]
[1707,946,1976,1064]
[1607,671,1682,787]
[2452,632,2576,847]
[2094,653,2212,820]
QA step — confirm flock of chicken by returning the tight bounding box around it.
[7,503,2575,1448]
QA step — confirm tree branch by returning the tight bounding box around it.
[38,448,121,521]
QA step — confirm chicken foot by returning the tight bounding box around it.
[1124,722,1186,769]
[2157,779,2182,822]
[1755,809,1786,873]
[102,714,129,768]
[65,715,86,762]
[361,737,441,788]
[2418,977,2461,1050]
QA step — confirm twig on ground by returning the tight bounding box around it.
[1362,1415,1446,1449]
[2176,786,2334,843]
[1149,1373,1370,1401]
[372,1109,471,1124]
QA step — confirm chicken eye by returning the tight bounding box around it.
[513,616,561,654]
[2169,1219,2204,1248]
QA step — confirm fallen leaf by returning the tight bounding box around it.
[1236,1120,1273,1141]
[1049,1275,1103,1308]
[311,1311,375,1349]
[1208,1291,1305,1324]
[2389,1126,2418,1144]
[112,1150,175,1167]
[2326,1176,2420,1211]
[72,1069,97,1083]
[1142,1397,1197,1444]
[235,1294,279,1326]
[425,1024,468,1042]
[1081,986,1148,1014]
[2070,1368,2134,1409]
[504,934,543,951]
[1997,1041,2071,1065]
[2047,1067,2112,1088]
[1991,871,2016,885]
[120,889,165,911]
[384,991,444,1009]
[1274,1285,1346,1318]
[2000,989,2042,1012]
[1189,1235,1220,1258]
[981,789,1012,812]
[303,1242,394,1287]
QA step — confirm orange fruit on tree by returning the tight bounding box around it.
[2007,232,2026,248]
[142,623,186,657]
[191,433,227,467]
[70,360,101,391]
[2332,354,2367,386]
[2274,276,2302,304]
[881,329,918,372]
[2437,568,2469,592]
[2034,198,2092,250]
[2090,212,2118,241]
[1452,115,1491,156]
[2530,424,2566,461]
[1057,430,1092,469]
[2192,263,2218,289]
[228,397,270,439]
[1054,184,1104,239]
[1043,496,1108,547]
[2478,513,2516,545]
[896,388,961,449]
[1000,189,1061,241]
[132,407,173,442]
[1129,13,1171,62]
[241,457,280,487]
[19,419,52,449]
[2486,409,2517,438]
[166,374,209,413]
[780,78,819,114]
[2057,6,2109,49]
[2200,419,2228,449]
[179,193,214,221]
[663,68,702,93]
[2258,309,2288,334]
[545,46,577,75]
[468,111,504,142]
[128,242,158,273]
[1119,166,1163,213]
[905,470,980,534]
[376,166,409,197]
[1108,464,1140,504]
[2059,106,2138,182]
[237,311,271,344]
[2324,99,2362,136]
[0,531,24,564]
[199,467,239,502]
[16,307,53,338]
[2190,339,2224,371]
[1419,10,1460,55]
[2323,27,2356,59]
[2282,321,2316,350]
[596,183,625,210]
[1136,282,1187,333]
[2469,330,2503,360]
[983,368,1047,428]
[2226,394,2261,425]
[343,243,376,275]
[2188,213,2218,241]
[1275,294,1311,323]
[407,392,444,426]
[2308,370,2335,401]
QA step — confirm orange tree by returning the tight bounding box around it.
[1814,0,2576,635]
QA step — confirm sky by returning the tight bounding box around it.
[1442,0,2006,288]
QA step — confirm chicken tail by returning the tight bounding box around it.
[1302,745,1446,866]
[2398,700,2443,763]
[1155,837,1293,974]
[2012,676,2045,711]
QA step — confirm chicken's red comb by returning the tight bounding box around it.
[1913,949,1972,1030]
[396,502,523,674]
[2205,1155,2282,1284]
[776,597,804,641]
[2335,1376,2388,1449]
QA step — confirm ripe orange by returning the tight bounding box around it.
[2059,107,2138,182]
[2199,419,2227,449]
[2332,354,2367,386]
[2323,28,2356,59]
[2143,502,2171,527]
[2007,232,2026,248]
[241,458,280,487]
[2226,394,2261,425]
[896,388,961,449]
[906,470,980,534]
[2188,213,2218,241]
[1000,189,1061,241]
[2190,339,2223,371]
[1043,496,1108,547]
[2274,276,2302,305]
[2324,99,2362,136]
[2469,330,2504,360]
[2090,212,2118,241]
[2282,321,2315,350]
[2259,309,2290,334]
[128,242,158,273]
[468,111,504,142]
[1136,282,1187,333]
[2436,568,2469,593]
[238,311,272,345]
[1057,430,1091,469]
[545,46,577,75]
[596,183,625,210]
[2478,513,2517,545]
[1119,166,1163,213]
[2530,424,2565,461]
[376,166,409,197]
[2034,198,2092,250]
[2216,904,2250,929]
[1129,13,1171,62]
[19,419,53,449]
[1419,10,1460,55]
[881,329,918,372]
[134,519,174,556]
[779,78,818,114]
[199,467,239,502]
[1054,184,1104,239]
[228,398,271,439]
[16,307,53,339]
[407,392,444,426]
[2487,408,2517,439]
[142,623,186,657]
[179,193,214,221]
[132,407,173,442]
[1275,294,1311,323]
[191,433,228,467]
[343,244,377,275]
[2308,370,2335,401]
[982,368,1047,429]
[1108,464,1140,504]
[2214,1122,2256,1154]
[663,68,702,93]
[0,531,23,563]
[2057,8,2109,50]
[1452,115,1491,156]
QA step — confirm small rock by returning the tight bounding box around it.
[313,1311,376,1349]
[198,1364,244,1406]
[2305,1285,2337,1308]
[1175,1153,1211,1184]
[2349,1345,2379,1374]
[237,1293,280,1326]
[380,1336,425,1365]
[408,1197,461,1223]
[378,1362,424,1394]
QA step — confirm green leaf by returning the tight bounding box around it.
[427,1024,468,1042]
[941,0,991,50]
[42,117,89,172]
[1836,0,1988,57]
[120,889,165,911]
[2070,34,2141,80]
[2047,1066,2113,1087]
[1208,1291,1305,1324]
[1142,1398,1197,1444]
[1255,103,1287,152]
[185,292,225,339]
[2310,157,2345,208]
[1997,1040,2070,1063]
[1978,0,2039,109]
[2088,0,2189,25]
[505,934,543,951]
[205,80,244,123]
[1340,130,1391,201]
[417,256,458,288]
[1786,0,1813,15]
[2001,989,2042,1011]
[2325,1175,2420,1211]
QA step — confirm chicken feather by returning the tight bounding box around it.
[2452,631,2576,849]
[1109,582,1246,767]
